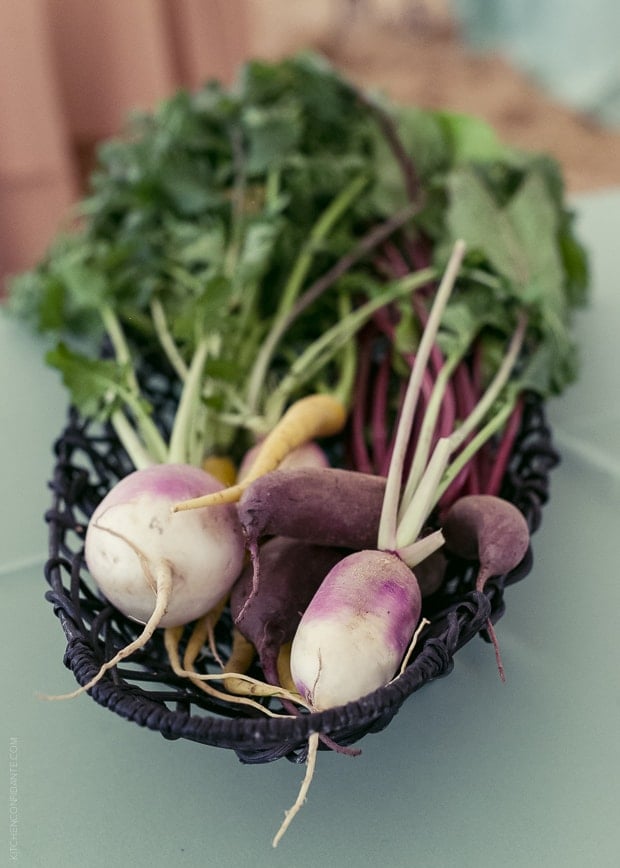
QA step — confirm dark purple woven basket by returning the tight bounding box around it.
[44,355,558,764]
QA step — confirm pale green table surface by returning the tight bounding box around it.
[2,190,619,867]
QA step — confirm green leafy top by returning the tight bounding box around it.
[7,51,588,467]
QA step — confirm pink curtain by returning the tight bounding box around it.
[0,0,249,293]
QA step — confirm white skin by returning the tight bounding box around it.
[85,463,245,627]
[290,549,421,710]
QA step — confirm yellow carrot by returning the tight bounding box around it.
[201,455,237,488]
[172,393,346,512]
[221,627,258,695]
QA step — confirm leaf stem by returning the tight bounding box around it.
[434,393,517,506]
[245,174,368,413]
[263,267,437,428]
[110,409,155,471]
[398,349,462,516]
[167,335,211,464]
[150,298,189,381]
[377,240,466,552]
[100,302,168,463]
[396,311,527,543]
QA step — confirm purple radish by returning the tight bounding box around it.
[442,493,530,680]
[237,440,329,482]
[230,536,351,687]
[237,466,386,553]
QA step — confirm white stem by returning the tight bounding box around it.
[167,336,210,464]
[377,241,466,551]
[447,312,527,454]
[110,410,155,471]
[396,529,445,568]
[151,299,189,382]
[395,437,452,549]
[399,353,460,518]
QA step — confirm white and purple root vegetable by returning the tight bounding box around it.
[291,549,424,708]
[47,463,245,699]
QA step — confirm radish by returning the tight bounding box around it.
[442,493,530,680]
[51,463,245,699]
[237,440,330,483]
[237,466,386,553]
[230,537,351,687]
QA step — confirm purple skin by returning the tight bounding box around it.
[442,494,531,681]
[230,537,351,686]
[290,549,422,710]
[237,467,386,551]
[95,463,218,506]
[442,495,530,591]
[414,548,447,597]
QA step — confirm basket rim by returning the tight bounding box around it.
[44,391,558,761]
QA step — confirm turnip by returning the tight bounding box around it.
[442,493,530,680]
[291,549,423,709]
[51,463,245,699]
[272,245,472,847]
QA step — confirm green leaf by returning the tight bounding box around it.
[235,216,282,285]
[445,167,531,287]
[45,343,143,420]
[505,170,565,315]
[242,101,302,175]
[370,106,450,215]
[169,274,233,345]
[437,111,514,164]
[445,167,567,316]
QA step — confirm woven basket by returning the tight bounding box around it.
[44,351,558,764]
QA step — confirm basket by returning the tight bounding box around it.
[44,350,559,765]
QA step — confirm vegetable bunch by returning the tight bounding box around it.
[8,52,586,470]
[8,52,589,847]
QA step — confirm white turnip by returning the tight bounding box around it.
[291,549,423,710]
[54,463,245,699]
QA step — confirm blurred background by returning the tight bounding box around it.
[2,0,620,291]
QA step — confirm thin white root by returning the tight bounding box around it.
[272,732,320,848]
[40,560,174,701]
[202,596,228,668]
[393,617,431,680]
[174,666,309,709]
